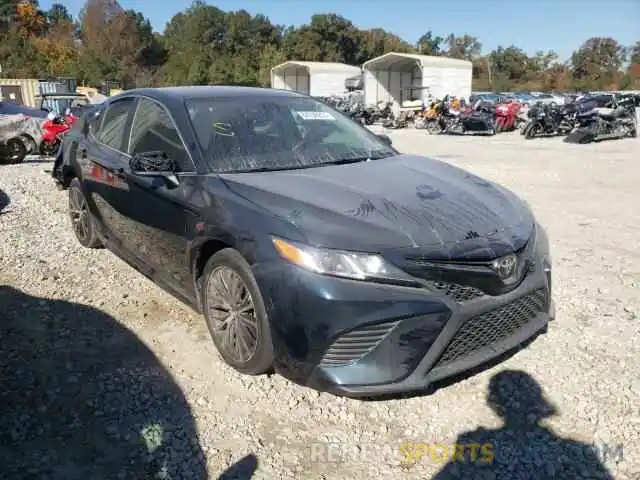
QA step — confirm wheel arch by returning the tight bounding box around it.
[57,141,81,189]
[190,237,236,310]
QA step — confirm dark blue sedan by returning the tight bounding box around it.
[53,86,554,396]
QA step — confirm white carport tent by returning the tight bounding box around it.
[270,61,362,97]
[362,52,473,115]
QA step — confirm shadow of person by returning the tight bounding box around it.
[218,453,258,479]
[432,370,614,479]
[0,187,9,213]
[0,285,207,479]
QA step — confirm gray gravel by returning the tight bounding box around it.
[0,131,638,479]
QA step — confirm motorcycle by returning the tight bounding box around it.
[436,99,496,136]
[361,101,393,126]
[522,102,577,139]
[39,109,78,156]
[564,96,637,144]
[494,101,522,132]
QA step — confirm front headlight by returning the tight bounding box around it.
[272,237,416,284]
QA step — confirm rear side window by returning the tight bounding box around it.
[95,98,135,151]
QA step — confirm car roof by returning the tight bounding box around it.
[112,86,306,103]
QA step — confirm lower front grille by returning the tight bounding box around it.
[429,281,485,302]
[320,320,400,367]
[434,288,547,367]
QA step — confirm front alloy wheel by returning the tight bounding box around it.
[207,266,258,364]
[202,249,274,375]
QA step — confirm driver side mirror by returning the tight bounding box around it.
[376,133,392,146]
[129,151,179,187]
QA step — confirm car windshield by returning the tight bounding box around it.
[185,95,397,173]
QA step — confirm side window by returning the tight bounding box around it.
[129,99,191,172]
[95,98,135,151]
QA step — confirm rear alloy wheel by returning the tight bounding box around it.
[202,249,274,375]
[68,178,102,248]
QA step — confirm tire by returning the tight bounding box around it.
[39,139,61,157]
[1,138,27,165]
[525,122,542,139]
[425,119,442,135]
[68,177,102,248]
[201,248,274,375]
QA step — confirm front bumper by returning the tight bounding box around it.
[254,258,552,397]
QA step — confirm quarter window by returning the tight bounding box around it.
[129,99,191,172]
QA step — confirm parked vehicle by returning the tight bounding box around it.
[522,103,577,139]
[469,93,503,105]
[529,93,558,106]
[39,109,78,156]
[53,86,554,396]
[37,92,91,117]
[0,102,48,157]
[495,101,523,132]
[565,95,637,144]
[0,112,47,164]
[513,92,538,107]
[436,98,497,135]
[361,101,393,126]
[0,101,48,119]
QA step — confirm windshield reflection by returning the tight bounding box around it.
[186,96,396,173]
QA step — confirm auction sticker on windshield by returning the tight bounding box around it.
[295,111,335,121]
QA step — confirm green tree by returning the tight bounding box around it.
[443,34,482,61]
[46,3,71,25]
[571,37,627,90]
[416,31,443,55]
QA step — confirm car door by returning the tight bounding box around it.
[118,97,201,296]
[80,96,138,247]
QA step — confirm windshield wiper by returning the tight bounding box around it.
[227,164,313,173]
[323,157,371,165]
[323,152,395,166]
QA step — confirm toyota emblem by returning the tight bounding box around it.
[492,254,517,279]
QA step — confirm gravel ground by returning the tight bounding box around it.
[0,131,638,479]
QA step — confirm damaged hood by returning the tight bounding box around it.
[220,155,534,253]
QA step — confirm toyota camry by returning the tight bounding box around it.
[53,86,554,396]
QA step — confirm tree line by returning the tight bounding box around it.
[1,0,639,92]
